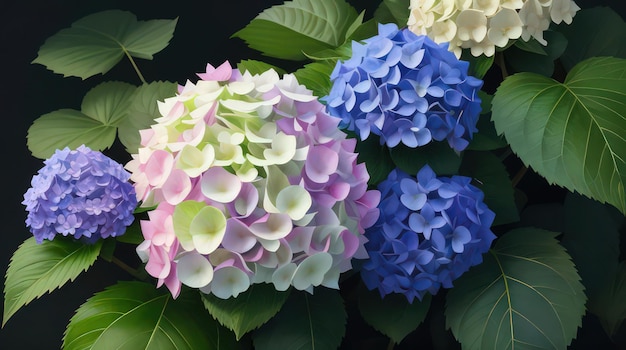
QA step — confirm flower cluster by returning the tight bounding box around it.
[408,0,581,57]
[128,61,380,299]
[360,165,496,303]
[324,23,483,152]
[22,145,137,244]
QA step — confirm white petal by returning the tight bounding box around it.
[177,252,214,288]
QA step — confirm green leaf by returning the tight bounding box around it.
[373,0,410,27]
[27,81,136,159]
[357,282,431,344]
[560,192,622,301]
[237,59,287,76]
[63,281,236,349]
[202,283,290,340]
[294,60,337,99]
[589,261,626,337]
[505,31,568,76]
[557,6,626,71]
[445,228,586,350]
[513,38,548,56]
[118,81,178,153]
[253,288,346,350]
[460,151,520,226]
[353,134,396,185]
[232,0,359,61]
[32,10,178,79]
[468,92,507,151]
[115,220,145,245]
[461,50,494,79]
[491,56,626,215]
[3,237,102,326]
[390,141,462,176]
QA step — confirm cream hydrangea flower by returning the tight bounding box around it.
[408,0,580,57]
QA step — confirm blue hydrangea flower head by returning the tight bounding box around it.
[324,23,483,152]
[361,165,496,303]
[22,145,137,243]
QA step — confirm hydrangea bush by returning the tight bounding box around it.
[128,61,380,299]
[325,23,483,151]
[408,0,581,57]
[22,145,137,243]
[361,165,496,302]
[4,0,626,349]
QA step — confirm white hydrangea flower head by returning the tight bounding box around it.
[408,0,580,57]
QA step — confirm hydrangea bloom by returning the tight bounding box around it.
[360,165,496,303]
[22,145,137,244]
[408,0,580,57]
[128,61,380,299]
[324,23,482,152]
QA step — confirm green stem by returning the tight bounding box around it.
[124,50,147,84]
[511,165,528,187]
[495,51,508,79]
[111,256,145,280]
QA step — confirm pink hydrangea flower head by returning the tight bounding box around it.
[128,61,381,299]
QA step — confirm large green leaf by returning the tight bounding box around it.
[353,133,396,185]
[3,237,102,326]
[63,281,236,349]
[232,0,359,60]
[27,81,136,159]
[252,288,346,350]
[294,60,336,99]
[460,151,520,226]
[445,228,586,350]
[32,10,178,79]
[491,56,626,215]
[202,283,290,340]
[357,282,431,344]
[557,6,626,71]
[118,81,178,154]
[237,59,287,76]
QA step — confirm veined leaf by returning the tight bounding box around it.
[294,60,337,99]
[357,282,431,344]
[202,283,290,340]
[252,288,346,350]
[27,81,136,159]
[63,281,236,349]
[232,0,359,60]
[491,57,626,215]
[445,228,586,350]
[3,237,102,326]
[118,81,178,154]
[32,10,178,79]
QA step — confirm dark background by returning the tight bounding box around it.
[1,1,625,349]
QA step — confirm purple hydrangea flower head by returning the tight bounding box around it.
[324,23,483,152]
[22,145,137,243]
[361,165,496,303]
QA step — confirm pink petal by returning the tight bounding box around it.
[222,218,257,253]
[161,169,192,205]
[197,61,233,81]
[305,146,339,183]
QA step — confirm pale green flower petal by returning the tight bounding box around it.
[276,185,312,221]
[189,206,227,254]
[177,252,214,288]
[292,252,333,291]
[272,263,297,291]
